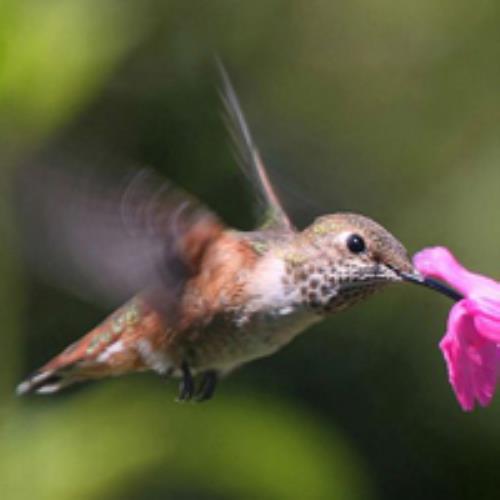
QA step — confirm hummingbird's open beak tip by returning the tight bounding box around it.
[399,270,463,302]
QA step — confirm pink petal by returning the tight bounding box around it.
[413,247,499,297]
[414,246,500,410]
[474,316,500,342]
[463,301,500,342]
[440,301,499,411]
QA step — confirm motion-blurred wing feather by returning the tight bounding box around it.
[218,63,293,232]
[15,164,224,309]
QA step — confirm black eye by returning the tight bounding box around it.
[346,234,366,254]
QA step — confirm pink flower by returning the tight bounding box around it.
[413,247,500,411]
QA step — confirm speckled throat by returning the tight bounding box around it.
[284,256,391,314]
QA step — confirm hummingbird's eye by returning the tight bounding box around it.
[346,234,366,254]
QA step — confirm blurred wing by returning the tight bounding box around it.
[15,165,224,310]
[218,62,294,232]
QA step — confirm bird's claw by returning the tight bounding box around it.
[176,363,218,402]
[176,361,195,402]
[195,370,218,402]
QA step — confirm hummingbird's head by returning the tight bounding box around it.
[295,213,426,312]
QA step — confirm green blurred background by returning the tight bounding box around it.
[2,1,500,499]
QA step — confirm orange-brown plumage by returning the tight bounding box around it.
[177,232,259,330]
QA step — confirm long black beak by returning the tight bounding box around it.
[400,271,464,302]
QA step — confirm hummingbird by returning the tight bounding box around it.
[16,68,458,401]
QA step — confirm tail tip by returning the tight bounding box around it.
[16,371,65,396]
[16,380,32,396]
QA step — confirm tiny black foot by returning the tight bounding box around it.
[195,370,218,402]
[177,361,194,402]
